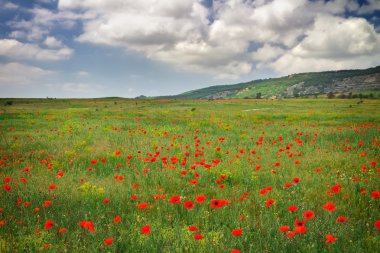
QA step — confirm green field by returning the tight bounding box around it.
[0,98,379,252]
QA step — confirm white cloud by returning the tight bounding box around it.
[0,39,73,61]
[44,36,64,48]
[252,44,285,62]
[0,62,53,85]
[55,0,380,79]
[293,15,380,58]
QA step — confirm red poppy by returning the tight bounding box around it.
[104,238,113,245]
[295,219,305,227]
[138,203,148,209]
[193,233,203,240]
[184,201,195,210]
[49,184,56,190]
[323,202,337,212]
[141,225,151,235]
[295,226,307,234]
[325,234,338,244]
[211,199,228,208]
[3,185,11,192]
[230,249,240,253]
[279,226,289,232]
[114,216,121,223]
[372,191,380,199]
[44,220,54,230]
[189,225,199,231]
[170,195,181,204]
[303,210,315,220]
[374,220,380,230]
[336,216,348,222]
[59,228,66,233]
[293,177,300,183]
[103,198,110,203]
[231,228,243,236]
[266,199,275,207]
[284,182,293,188]
[286,231,296,237]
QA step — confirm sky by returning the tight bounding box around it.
[1,0,380,98]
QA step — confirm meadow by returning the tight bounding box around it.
[0,98,379,252]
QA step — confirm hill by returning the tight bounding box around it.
[165,66,380,99]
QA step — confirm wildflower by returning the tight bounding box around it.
[303,210,315,220]
[193,233,203,240]
[279,226,289,232]
[141,225,151,235]
[189,225,199,231]
[44,220,54,230]
[231,228,243,236]
[137,203,148,209]
[323,202,337,212]
[104,238,113,245]
[266,199,275,207]
[114,216,121,223]
[372,191,380,199]
[374,220,380,230]
[325,234,338,244]
[170,195,181,204]
[184,201,195,210]
[336,216,348,222]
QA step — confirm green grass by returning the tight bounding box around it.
[0,98,379,252]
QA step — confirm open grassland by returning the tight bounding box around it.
[0,98,379,252]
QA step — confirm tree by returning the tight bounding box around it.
[327,92,335,99]
[256,92,262,99]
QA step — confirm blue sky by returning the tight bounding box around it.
[1,0,380,98]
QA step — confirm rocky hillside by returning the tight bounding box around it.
[167,66,380,99]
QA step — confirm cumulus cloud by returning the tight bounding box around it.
[0,62,53,85]
[41,0,378,79]
[0,39,73,61]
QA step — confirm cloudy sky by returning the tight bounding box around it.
[1,0,380,98]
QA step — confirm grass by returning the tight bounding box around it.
[0,98,379,252]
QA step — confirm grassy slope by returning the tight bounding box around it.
[170,66,380,99]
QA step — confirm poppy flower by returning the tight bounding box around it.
[189,225,198,231]
[231,228,243,236]
[266,199,275,207]
[295,219,305,227]
[170,195,181,204]
[323,202,337,212]
[303,210,315,220]
[58,228,66,233]
[141,225,151,235]
[49,184,56,190]
[325,234,338,244]
[114,216,121,223]
[279,226,289,232]
[184,201,195,210]
[288,205,298,212]
[374,220,380,230]
[104,238,113,245]
[293,177,300,183]
[211,199,228,209]
[193,233,203,240]
[230,249,240,253]
[3,185,11,192]
[138,203,148,209]
[372,191,380,199]
[336,216,348,222]
[295,226,307,234]
[44,220,54,230]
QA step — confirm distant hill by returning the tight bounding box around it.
[163,66,380,99]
